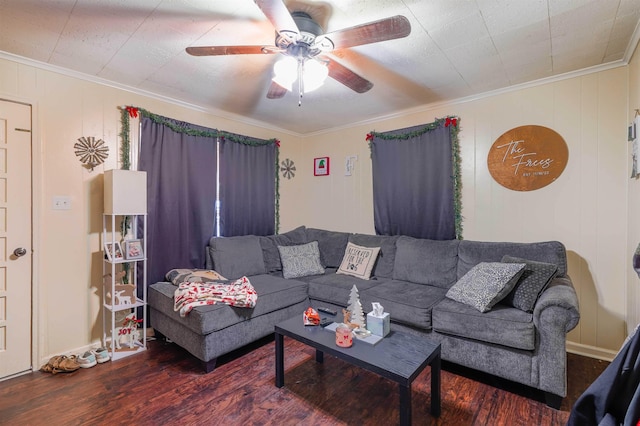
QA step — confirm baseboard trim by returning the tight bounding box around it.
[567,341,618,362]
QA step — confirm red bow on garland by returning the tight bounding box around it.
[445,117,458,128]
[275,139,281,147]
[365,133,374,142]
[125,106,139,118]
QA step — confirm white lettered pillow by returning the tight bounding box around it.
[336,242,381,280]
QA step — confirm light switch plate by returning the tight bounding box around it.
[53,196,71,210]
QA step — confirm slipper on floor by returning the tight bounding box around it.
[40,355,80,374]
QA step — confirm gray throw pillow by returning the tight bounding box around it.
[165,269,227,285]
[259,226,307,272]
[277,241,325,279]
[446,262,526,312]
[501,255,558,312]
[210,235,266,279]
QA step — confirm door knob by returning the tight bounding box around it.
[13,247,27,257]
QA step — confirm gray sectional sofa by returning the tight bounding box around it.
[148,226,579,408]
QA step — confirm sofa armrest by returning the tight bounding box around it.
[533,276,580,333]
[533,276,580,397]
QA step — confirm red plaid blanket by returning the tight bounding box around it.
[173,276,257,317]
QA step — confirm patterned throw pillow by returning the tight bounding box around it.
[501,255,558,312]
[336,242,381,280]
[277,241,325,279]
[166,269,227,285]
[446,262,526,312]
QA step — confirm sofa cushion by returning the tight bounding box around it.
[166,268,227,285]
[349,234,398,278]
[432,297,535,350]
[457,240,568,278]
[148,274,309,335]
[336,242,380,280]
[278,241,325,279]
[501,255,558,312]
[306,228,351,268]
[446,262,525,312]
[359,280,448,330]
[209,235,266,279]
[393,236,459,288]
[307,272,387,307]
[259,226,307,272]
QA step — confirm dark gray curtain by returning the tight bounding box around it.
[138,116,217,284]
[219,137,276,236]
[371,123,455,240]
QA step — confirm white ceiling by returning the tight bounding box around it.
[1,0,640,134]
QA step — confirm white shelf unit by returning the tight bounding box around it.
[102,213,147,361]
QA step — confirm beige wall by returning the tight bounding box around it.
[294,66,630,358]
[0,51,634,363]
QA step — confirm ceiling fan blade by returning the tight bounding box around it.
[317,15,411,50]
[254,0,299,41]
[267,81,287,99]
[323,57,373,93]
[186,45,280,56]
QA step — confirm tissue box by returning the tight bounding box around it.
[366,312,390,337]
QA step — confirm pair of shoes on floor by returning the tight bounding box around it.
[78,347,110,368]
[40,355,80,374]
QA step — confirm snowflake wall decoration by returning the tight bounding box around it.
[280,158,296,180]
[74,136,109,171]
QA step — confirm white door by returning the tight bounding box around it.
[0,99,32,379]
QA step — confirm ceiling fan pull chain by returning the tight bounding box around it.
[298,59,304,107]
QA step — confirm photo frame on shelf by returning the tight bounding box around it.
[104,241,124,262]
[124,239,144,260]
[314,157,330,176]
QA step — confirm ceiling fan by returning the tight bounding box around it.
[186,0,411,104]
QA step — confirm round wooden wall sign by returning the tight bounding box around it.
[487,125,568,191]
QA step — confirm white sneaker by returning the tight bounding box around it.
[78,351,97,368]
[94,347,110,364]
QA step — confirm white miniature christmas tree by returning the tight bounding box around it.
[347,285,366,328]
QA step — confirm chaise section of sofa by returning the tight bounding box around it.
[149,231,310,372]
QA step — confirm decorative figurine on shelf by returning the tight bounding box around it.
[113,284,135,306]
[104,272,135,306]
[112,313,142,350]
[303,307,320,326]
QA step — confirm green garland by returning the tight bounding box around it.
[119,105,280,233]
[367,116,463,239]
[119,107,131,171]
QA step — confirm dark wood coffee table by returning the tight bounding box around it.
[275,316,441,425]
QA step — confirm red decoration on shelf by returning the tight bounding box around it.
[275,139,280,147]
[125,106,139,118]
[365,133,374,142]
[445,117,458,128]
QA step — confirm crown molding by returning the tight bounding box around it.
[0,49,632,139]
[303,59,628,138]
[0,51,303,138]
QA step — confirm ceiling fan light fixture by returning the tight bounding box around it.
[272,57,298,91]
[272,57,328,93]
[302,59,328,92]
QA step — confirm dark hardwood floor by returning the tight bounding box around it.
[0,334,608,425]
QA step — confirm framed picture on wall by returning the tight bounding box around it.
[124,239,144,260]
[314,157,330,176]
